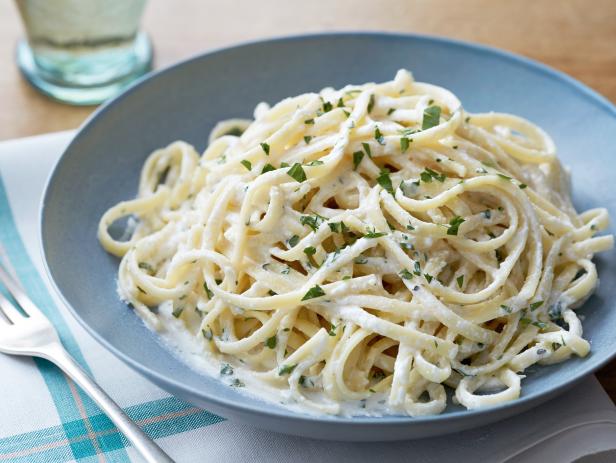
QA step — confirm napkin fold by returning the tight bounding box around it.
[0,131,614,463]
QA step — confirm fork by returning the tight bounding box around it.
[0,264,174,463]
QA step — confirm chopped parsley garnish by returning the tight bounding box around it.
[223,126,244,136]
[265,335,277,349]
[457,275,464,288]
[203,282,214,299]
[352,150,364,170]
[136,286,147,294]
[279,364,297,376]
[138,262,154,272]
[300,214,325,232]
[328,222,340,233]
[337,97,344,108]
[231,378,245,387]
[220,364,234,376]
[519,183,527,189]
[420,167,446,183]
[240,159,252,171]
[367,94,375,113]
[399,269,413,280]
[328,324,338,336]
[422,106,441,130]
[374,126,385,145]
[406,223,415,231]
[172,307,184,318]
[303,246,317,256]
[260,142,270,155]
[363,229,387,238]
[497,173,512,181]
[500,304,512,313]
[288,235,300,247]
[302,285,325,301]
[446,216,465,236]
[413,261,421,276]
[304,118,314,125]
[306,160,324,166]
[362,142,372,158]
[322,101,333,112]
[530,301,544,311]
[377,169,394,195]
[261,163,276,174]
[532,321,547,330]
[387,108,395,115]
[400,136,410,153]
[304,135,313,144]
[287,163,307,182]
[424,273,433,283]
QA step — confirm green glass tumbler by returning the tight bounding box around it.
[15,0,152,105]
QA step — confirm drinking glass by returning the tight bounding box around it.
[15,0,152,105]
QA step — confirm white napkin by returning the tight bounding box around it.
[0,131,614,463]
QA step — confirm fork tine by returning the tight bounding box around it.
[0,290,24,324]
[0,264,45,319]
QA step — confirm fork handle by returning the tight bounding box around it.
[40,343,174,463]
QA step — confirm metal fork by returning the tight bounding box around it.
[0,264,174,463]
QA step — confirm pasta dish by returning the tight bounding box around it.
[98,70,613,416]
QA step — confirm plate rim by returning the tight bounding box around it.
[40,31,616,427]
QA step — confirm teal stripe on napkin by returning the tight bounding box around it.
[0,175,223,462]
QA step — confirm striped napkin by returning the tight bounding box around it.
[0,131,615,463]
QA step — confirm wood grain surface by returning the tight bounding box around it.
[1,0,615,401]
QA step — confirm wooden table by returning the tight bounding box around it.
[1,0,615,401]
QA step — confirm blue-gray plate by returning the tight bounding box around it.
[41,33,616,441]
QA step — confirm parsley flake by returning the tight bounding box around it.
[203,282,214,299]
[367,94,375,113]
[362,142,372,158]
[172,306,184,318]
[261,163,276,174]
[363,229,387,238]
[400,136,410,153]
[399,269,413,280]
[377,169,394,195]
[374,126,385,145]
[446,216,465,236]
[279,364,297,376]
[300,214,324,232]
[240,160,252,171]
[265,335,277,349]
[422,106,441,130]
[287,163,307,182]
[302,285,325,301]
[260,142,270,155]
[530,301,544,311]
[352,150,364,170]
[304,246,317,256]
